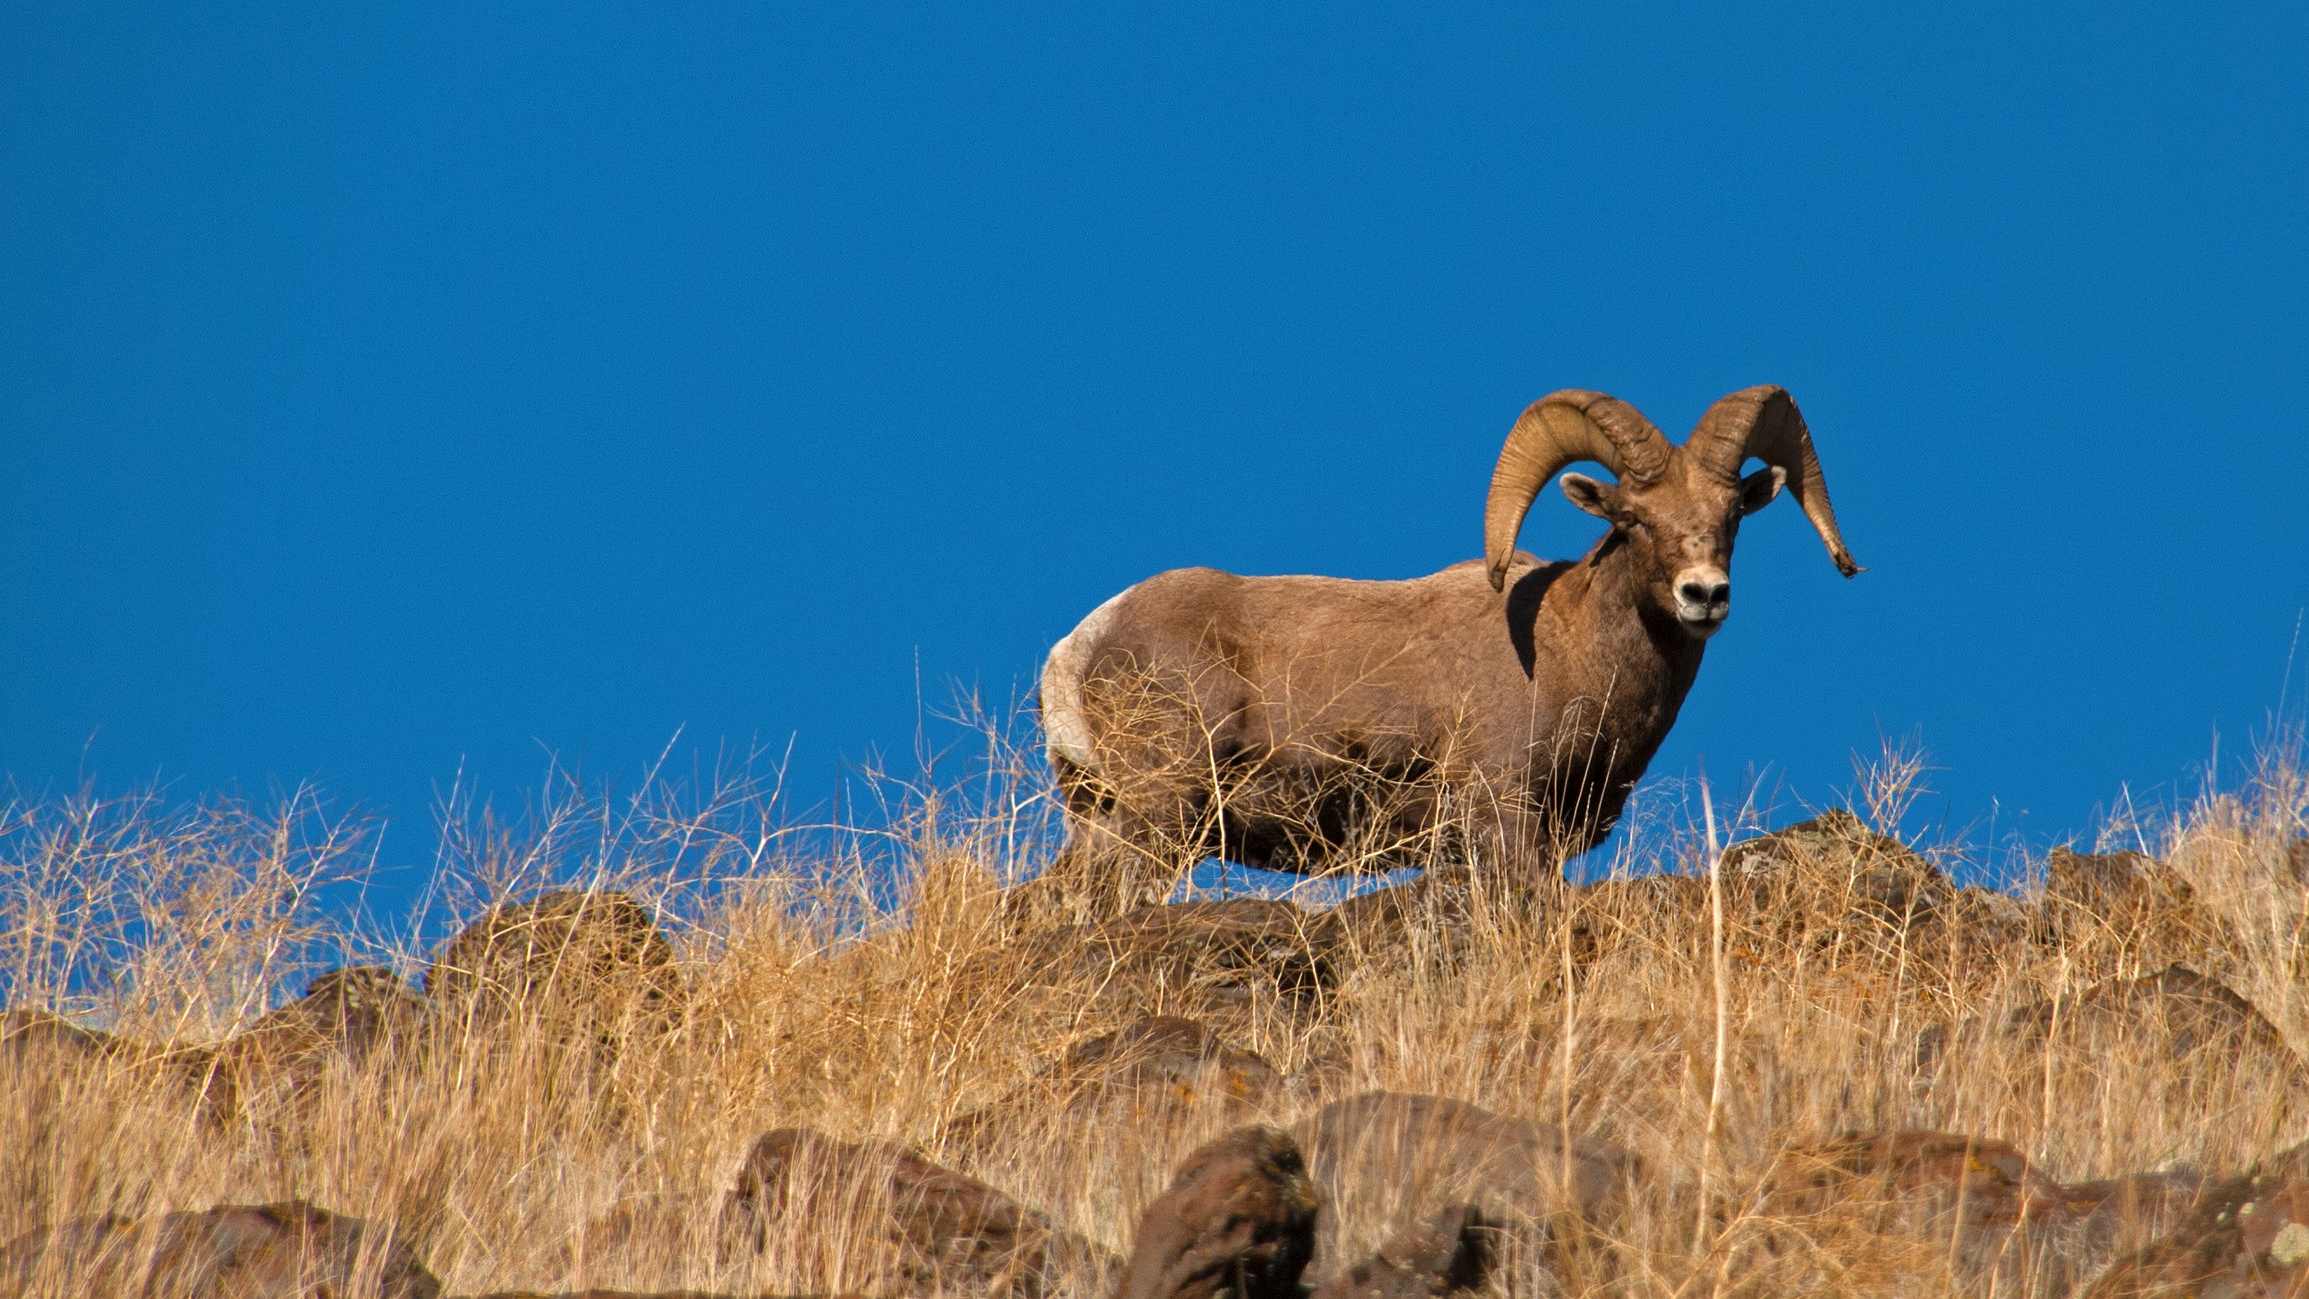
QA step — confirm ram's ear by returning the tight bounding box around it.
[1738,465,1787,515]
[1560,472,1619,519]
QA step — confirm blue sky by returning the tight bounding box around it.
[4,2,2305,888]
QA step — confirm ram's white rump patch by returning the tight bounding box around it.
[1039,585,1134,772]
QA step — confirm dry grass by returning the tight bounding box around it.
[3,727,2308,1298]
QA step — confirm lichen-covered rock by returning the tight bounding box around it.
[2083,1173,2309,1298]
[1722,808,1957,927]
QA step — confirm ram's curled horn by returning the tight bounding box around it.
[1687,384,1863,579]
[1484,390,1673,592]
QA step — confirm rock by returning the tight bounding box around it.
[1115,1125,1319,1299]
[1755,1131,2081,1292]
[0,1006,222,1115]
[0,1007,119,1065]
[943,1017,1279,1155]
[2083,1173,2309,1298]
[1562,875,1711,967]
[0,1200,439,1298]
[1721,808,1956,925]
[2038,848,2210,971]
[205,966,430,1121]
[1487,1013,1782,1159]
[1566,827,2022,985]
[427,891,686,1045]
[2054,1169,2212,1277]
[464,1292,828,1298]
[2006,967,2306,1153]
[1002,899,1341,1022]
[2003,966,2286,1062]
[1763,1128,2064,1225]
[717,1127,1107,1297]
[240,966,428,1066]
[1921,966,2300,1080]
[1307,1203,1499,1299]
[1287,1091,1631,1282]
[1756,1131,2209,1296]
[1942,885,2041,974]
[547,1192,712,1284]
[1311,869,1514,957]
[1918,966,2309,1170]
[3,974,424,1129]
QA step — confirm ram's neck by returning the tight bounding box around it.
[1540,534,1707,727]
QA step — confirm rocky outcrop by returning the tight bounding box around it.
[2038,848,2211,971]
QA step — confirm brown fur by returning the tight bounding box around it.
[1039,400,1841,894]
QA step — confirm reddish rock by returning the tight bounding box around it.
[0,1200,439,1298]
[1115,1125,1319,1299]
[717,1127,1105,1297]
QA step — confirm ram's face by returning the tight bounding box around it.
[1563,457,1787,640]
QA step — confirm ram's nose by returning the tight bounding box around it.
[1674,570,1732,634]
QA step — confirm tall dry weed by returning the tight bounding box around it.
[2,732,2307,1296]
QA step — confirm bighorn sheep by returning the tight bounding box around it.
[1038,385,1859,897]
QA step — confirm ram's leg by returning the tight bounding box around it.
[1005,770,1200,928]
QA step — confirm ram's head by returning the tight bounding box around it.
[1484,385,1860,638]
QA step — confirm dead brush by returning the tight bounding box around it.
[1,732,2308,1296]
